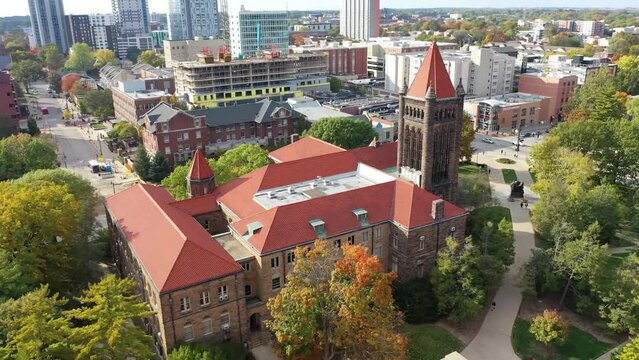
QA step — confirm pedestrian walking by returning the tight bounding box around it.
[488,169,491,175]
[491,302,496,311]
[520,202,523,208]
[525,202,529,209]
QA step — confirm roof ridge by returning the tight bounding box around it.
[305,136,346,150]
[140,185,188,243]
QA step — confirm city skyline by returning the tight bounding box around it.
[4,0,637,17]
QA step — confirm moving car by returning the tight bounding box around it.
[41,107,49,115]
[481,138,495,144]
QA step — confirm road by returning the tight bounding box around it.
[22,81,138,207]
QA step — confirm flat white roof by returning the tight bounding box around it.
[254,163,395,209]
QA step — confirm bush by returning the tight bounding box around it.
[496,158,516,164]
[168,342,255,360]
[394,278,439,324]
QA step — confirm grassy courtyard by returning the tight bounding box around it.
[502,169,518,183]
[512,318,613,360]
[457,163,492,208]
[403,324,463,360]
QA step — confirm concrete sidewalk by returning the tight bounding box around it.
[461,153,538,360]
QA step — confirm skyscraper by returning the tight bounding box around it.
[340,0,380,41]
[111,0,150,36]
[168,0,219,40]
[66,15,94,48]
[229,6,288,59]
[27,0,70,52]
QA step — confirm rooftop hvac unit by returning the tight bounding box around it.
[267,191,276,199]
[287,187,294,194]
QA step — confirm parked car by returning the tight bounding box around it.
[482,138,495,144]
[523,132,532,138]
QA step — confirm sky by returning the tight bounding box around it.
[4,0,636,17]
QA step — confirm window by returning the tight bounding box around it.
[287,251,295,263]
[162,123,168,132]
[392,257,398,273]
[373,247,382,258]
[392,235,398,249]
[183,132,189,140]
[245,285,252,296]
[196,130,201,139]
[200,291,210,306]
[417,260,425,278]
[163,135,169,144]
[309,219,326,237]
[220,311,230,329]
[419,236,425,250]
[202,318,213,335]
[195,119,200,127]
[165,147,171,155]
[203,220,210,230]
[347,235,355,245]
[272,276,281,290]
[271,256,280,268]
[180,297,191,312]
[374,227,382,239]
[241,261,250,271]
[334,239,341,248]
[218,285,228,301]
[183,323,194,342]
[177,133,183,141]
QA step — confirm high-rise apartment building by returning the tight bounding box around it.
[340,0,380,41]
[229,7,289,59]
[89,14,118,51]
[111,0,150,36]
[168,0,219,40]
[66,15,94,47]
[27,0,70,52]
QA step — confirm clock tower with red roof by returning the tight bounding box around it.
[187,148,216,198]
[397,42,465,202]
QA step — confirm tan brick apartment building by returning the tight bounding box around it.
[518,72,578,121]
[105,44,469,357]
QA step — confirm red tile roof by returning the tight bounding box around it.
[188,148,214,180]
[105,184,241,293]
[392,180,466,228]
[268,136,345,163]
[407,42,456,99]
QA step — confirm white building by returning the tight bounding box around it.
[229,6,289,59]
[575,21,604,37]
[449,13,463,20]
[167,0,219,40]
[340,0,379,41]
[111,0,150,36]
[384,46,515,97]
[27,0,70,52]
[163,37,226,67]
[117,35,153,59]
[89,14,117,51]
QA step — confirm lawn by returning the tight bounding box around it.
[467,206,512,238]
[403,324,463,360]
[458,163,492,208]
[90,123,107,130]
[496,158,516,164]
[512,318,614,360]
[502,169,518,183]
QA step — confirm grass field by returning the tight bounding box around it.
[458,163,492,208]
[502,169,518,183]
[496,158,516,164]
[403,324,463,360]
[512,318,613,360]
[467,206,512,238]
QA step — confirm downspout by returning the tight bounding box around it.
[234,273,244,343]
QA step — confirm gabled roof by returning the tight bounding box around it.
[268,136,345,163]
[105,184,241,293]
[187,99,293,127]
[144,102,183,125]
[407,42,456,99]
[188,148,214,180]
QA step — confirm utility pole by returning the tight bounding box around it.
[516,122,523,152]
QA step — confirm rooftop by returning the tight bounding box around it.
[407,42,457,99]
[467,92,551,106]
[214,232,255,262]
[268,136,345,163]
[126,89,169,99]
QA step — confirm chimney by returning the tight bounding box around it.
[431,199,445,221]
[290,133,300,143]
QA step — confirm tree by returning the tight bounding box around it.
[125,47,142,63]
[11,59,44,93]
[266,241,407,360]
[108,121,139,141]
[568,70,622,117]
[61,74,80,93]
[0,134,57,181]
[303,117,377,149]
[518,249,557,298]
[628,98,639,120]
[27,118,39,135]
[168,342,254,360]
[609,33,639,55]
[329,77,342,93]
[393,278,439,324]
[149,151,171,182]
[553,223,607,308]
[529,310,568,348]
[82,89,114,120]
[64,43,95,72]
[616,55,639,95]
[92,49,117,68]
[161,160,192,200]
[460,113,475,162]
[48,73,62,93]
[134,146,151,180]
[598,253,639,335]
[0,286,73,359]
[39,44,65,72]
[213,144,270,184]
[65,275,155,359]
[137,50,164,67]
[295,115,312,135]
[0,249,35,302]
[431,237,487,322]
[616,336,639,360]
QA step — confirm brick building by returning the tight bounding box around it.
[140,99,296,167]
[518,72,578,121]
[112,85,168,124]
[105,44,468,357]
[0,71,20,137]
[292,43,368,77]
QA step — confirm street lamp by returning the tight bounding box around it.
[516,122,523,152]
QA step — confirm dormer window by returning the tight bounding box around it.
[309,219,326,238]
[352,209,368,226]
[246,222,262,237]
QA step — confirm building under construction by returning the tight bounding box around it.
[174,52,329,108]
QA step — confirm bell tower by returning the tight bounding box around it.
[187,148,216,198]
[397,43,465,202]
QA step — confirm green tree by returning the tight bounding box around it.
[48,72,62,93]
[168,342,254,360]
[83,89,114,120]
[40,44,65,72]
[64,43,95,72]
[616,55,639,95]
[126,47,142,63]
[11,59,44,93]
[149,151,171,182]
[295,115,312,135]
[0,286,73,359]
[553,223,608,308]
[616,336,639,360]
[329,77,342,92]
[108,121,139,140]
[93,49,117,68]
[431,237,486,322]
[568,70,622,117]
[161,160,193,200]
[0,249,35,302]
[27,118,39,135]
[0,134,57,181]
[518,249,557,298]
[65,275,155,360]
[529,310,568,348]
[628,98,639,120]
[213,144,270,184]
[303,117,376,149]
[460,113,475,162]
[137,50,164,67]
[598,253,639,335]
[609,33,639,55]
[134,146,151,180]
[393,277,439,324]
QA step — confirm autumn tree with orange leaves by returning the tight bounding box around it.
[266,241,407,360]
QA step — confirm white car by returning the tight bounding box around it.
[482,138,495,144]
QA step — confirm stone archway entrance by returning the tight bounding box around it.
[250,313,261,332]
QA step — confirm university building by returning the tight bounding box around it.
[105,43,468,356]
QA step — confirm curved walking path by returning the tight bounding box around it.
[461,153,538,360]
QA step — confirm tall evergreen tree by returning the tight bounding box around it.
[133,146,151,180]
[149,152,170,182]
